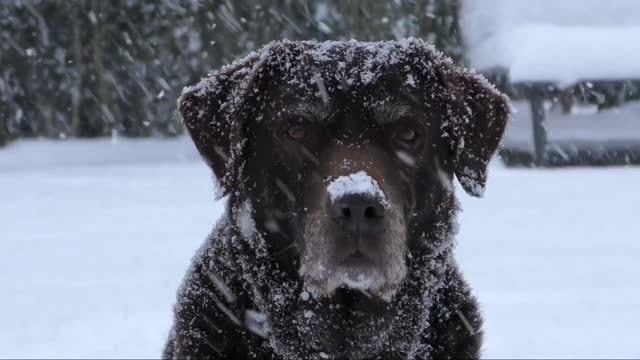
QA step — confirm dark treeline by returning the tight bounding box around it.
[0,0,462,145]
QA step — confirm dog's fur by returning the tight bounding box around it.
[164,39,509,359]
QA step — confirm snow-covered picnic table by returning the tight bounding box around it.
[462,0,640,166]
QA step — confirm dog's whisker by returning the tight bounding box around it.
[271,241,298,257]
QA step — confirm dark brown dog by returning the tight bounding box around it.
[164,39,509,359]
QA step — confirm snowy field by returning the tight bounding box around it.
[1,138,639,358]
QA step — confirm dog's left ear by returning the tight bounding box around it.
[439,68,510,197]
[178,55,268,199]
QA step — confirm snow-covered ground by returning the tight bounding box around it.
[1,138,639,358]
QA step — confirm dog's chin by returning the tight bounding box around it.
[300,256,404,302]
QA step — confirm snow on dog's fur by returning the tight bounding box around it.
[164,39,509,359]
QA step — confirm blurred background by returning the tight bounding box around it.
[1,0,639,167]
[1,0,464,143]
[1,0,639,358]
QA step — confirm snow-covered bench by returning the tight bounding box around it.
[463,0,640,166]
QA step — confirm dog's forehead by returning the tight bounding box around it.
[262,74,425,125]
[259,42,440,110]
[262,91,392,127]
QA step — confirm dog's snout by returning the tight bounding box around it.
[330,194,385,231]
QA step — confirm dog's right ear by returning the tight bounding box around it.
[438,68,510,198]
[178,59,263,198]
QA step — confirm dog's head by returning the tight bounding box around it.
[179,40,509,301]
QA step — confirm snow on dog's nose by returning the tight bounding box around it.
[326,171,388,207]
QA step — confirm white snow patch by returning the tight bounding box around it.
[0,136,199,171]
[341,273,374,290]
[405,73,416,87]
[326,171,388,206]
[0,138,223,358]
[236,200,255,240]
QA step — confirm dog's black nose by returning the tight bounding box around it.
[330,194,386,233]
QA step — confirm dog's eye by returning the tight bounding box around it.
[286,124,306,141]
[395,126,418,143]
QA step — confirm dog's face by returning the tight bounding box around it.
[256,72,449,300]
[179,40,509,301]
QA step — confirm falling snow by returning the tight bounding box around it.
[2,1,640,358]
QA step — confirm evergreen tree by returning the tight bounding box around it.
[0,0,464,144]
